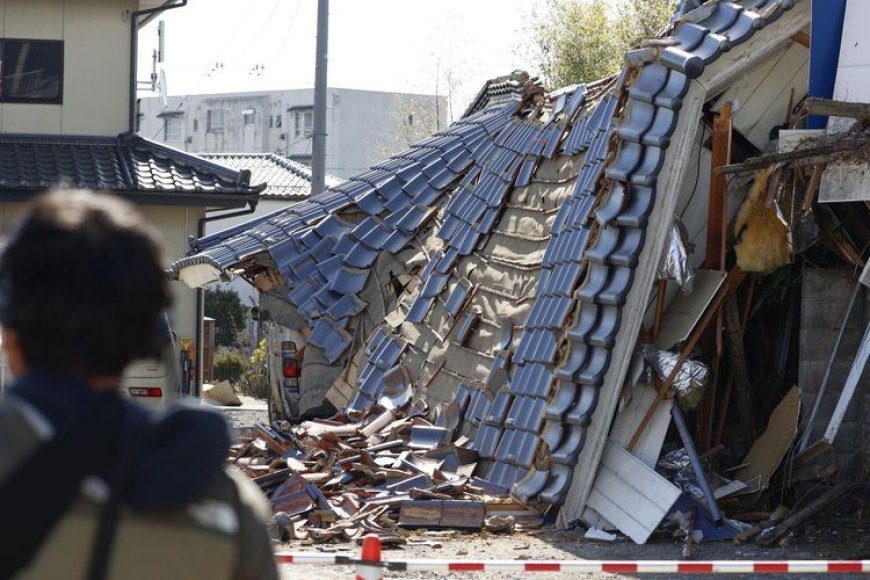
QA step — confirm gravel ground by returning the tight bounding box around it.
[277,523,869,580]
[206,395,270,429]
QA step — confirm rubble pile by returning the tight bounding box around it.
[230,406,543,544]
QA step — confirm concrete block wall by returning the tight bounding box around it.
[798,268,869,466]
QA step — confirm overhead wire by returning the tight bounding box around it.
[145,0,305,144]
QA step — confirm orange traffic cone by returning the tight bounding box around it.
[355,534,383,580]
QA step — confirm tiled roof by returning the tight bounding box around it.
[174,0,803,511]
[201,153,341,200]
[460,70,539,119]
[0,133,262,202]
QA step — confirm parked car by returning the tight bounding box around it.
[265,322,303,421]
[120,317,183,408]
[0,315,183,408]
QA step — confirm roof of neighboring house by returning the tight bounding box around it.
[0,133,263,206]
[201,153,340,200]
[172,0,807,515]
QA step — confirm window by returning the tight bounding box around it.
[0,39,63,103]
[242,107,256,126]
[275,114,282,128]
[206,109,224,132]
[164,116,184,143]
[293,109,313,138]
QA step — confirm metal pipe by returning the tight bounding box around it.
[311,0,329,195]
[671,397,723,524]
[129,1,188,133]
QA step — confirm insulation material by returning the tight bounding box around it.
[733,167,791,273]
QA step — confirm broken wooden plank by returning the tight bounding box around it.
[399,500,485,529]
[585,440,682,544]
[756,472,864,547]
[803,97,870,121]
[717,132,870,174]
[791,29,810,48]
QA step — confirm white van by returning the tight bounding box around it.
[0,319,182,408]
[120,320,183,408]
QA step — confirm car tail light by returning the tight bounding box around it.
[281,341,300,379]
[129,387,163,398]
[282,359,300,378]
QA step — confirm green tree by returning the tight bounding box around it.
[204,287,246,346]
[531,0,678,88]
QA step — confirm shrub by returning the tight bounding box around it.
[241,339,270,399]
[213,350,246,385]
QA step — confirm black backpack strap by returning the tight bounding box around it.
[86,404,142,580]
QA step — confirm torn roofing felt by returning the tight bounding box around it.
[201,153,342,200]
[0,133,263,202]
[172,0,805,514]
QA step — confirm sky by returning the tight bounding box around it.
[137,0,546,119]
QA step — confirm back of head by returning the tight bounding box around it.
[0,189,171,377]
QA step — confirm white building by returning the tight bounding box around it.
[139,88,448,179]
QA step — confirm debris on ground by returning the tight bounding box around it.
[230,405,543,544]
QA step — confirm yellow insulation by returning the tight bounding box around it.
[732,167,791,273]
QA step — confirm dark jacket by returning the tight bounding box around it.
[0,374,277,580]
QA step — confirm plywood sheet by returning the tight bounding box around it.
[654,269,726,350]
[735,386,800,494]
[609,384,672,468]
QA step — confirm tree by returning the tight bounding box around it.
[531,0,678,89]
[205,286,246,346]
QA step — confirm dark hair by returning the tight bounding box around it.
[0,189,172,376]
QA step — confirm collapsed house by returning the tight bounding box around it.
[173,0,869,546]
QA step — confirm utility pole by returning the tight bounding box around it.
[311,0,328,195]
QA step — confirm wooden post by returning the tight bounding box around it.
[697,102,733,450]
[705,101,733,270]
[652,279,667,340]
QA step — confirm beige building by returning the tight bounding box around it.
[0,0,262,394]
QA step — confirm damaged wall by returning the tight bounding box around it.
[799,268,869,465]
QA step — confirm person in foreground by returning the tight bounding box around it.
[0,190,278,580]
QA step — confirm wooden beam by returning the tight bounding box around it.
[717,133,870,174]
[652,279,667,340]
[803,97,870,120]
[802,164,824,212]
[791,30,810,48]
[705,102,733,270]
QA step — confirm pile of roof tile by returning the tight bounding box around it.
[231,404,544,543]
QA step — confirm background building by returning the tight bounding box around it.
[139,88,448,179]
[0,0,263,397]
